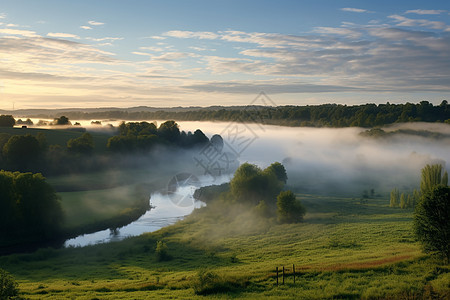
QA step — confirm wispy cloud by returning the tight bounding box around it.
[389,14,449,30]
[139,46,164,52]
[406,9,446,15]
[164,30,218,39]
[0,28,38,37]
[341,8,369,13]
[87,20,104,26]
[47,32,80,39]
[0,13,6,19]
[142,35,166,40]
[86,37,123,42]
[80,25,92,30]
[6,23,19,27]
[132,51,152,56]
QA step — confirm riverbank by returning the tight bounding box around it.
[0,182,152,255]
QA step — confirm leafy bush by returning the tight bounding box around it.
[155,241,171,261]
[277,190,306,223]
[0,268,19,299]
[191,269,247,295]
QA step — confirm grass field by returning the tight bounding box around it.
[0,194,448,299]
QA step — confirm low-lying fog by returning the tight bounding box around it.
[25,118,450,196]
[176,121,450,196]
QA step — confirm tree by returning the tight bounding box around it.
[413,185,450,262]
[264,162,288,184]
[52,115,71,125]
[420,164,448,195]
[157,120,180,143]
[276,190,305,223]
[230,163,266,205]
[0,170,63,240]
[155,240,171,261]
[0,269,19,299]
[390,188,400,207]
[67,132,94,154]
[0,115,15,127]
[2,134,42,171]
[399,193,406,209]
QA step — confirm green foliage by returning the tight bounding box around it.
[67,132,94,154]
[157,120,180,143]
[54,101,450,128]
[0,268,18,299]
[390,188,400,207]
[420,164,448,195]
[264,162,288,184]
[399,193,407,209]
[155,241,171,262]
[52,115,71,125]
[230,162,286,206]
[413,185,450,262]
[191,269,246,295]
[2,134,42,171]
[276,190,306,223]
[0,170,64,242]
[108,121,208,152]
[0,115,15,128]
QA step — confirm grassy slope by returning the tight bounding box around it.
[0,195,448,299]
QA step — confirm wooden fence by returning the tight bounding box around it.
[275,264,296,286]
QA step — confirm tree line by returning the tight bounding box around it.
[0,119,211,175]
[23,100,450,128]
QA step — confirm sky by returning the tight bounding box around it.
[1,0,450,109]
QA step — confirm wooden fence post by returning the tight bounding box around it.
[293,264,295,284]
[282,266,285,285]
[276,266,278,286]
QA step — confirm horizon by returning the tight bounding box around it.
[1,0,450,109]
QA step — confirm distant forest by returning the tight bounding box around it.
[11,100,450,128]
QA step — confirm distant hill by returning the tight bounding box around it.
[1,101,449,128]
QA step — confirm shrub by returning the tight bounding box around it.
[191,269,246,295]
[0,268,19,299]
[155,241,171,261]
[276,190,306,223]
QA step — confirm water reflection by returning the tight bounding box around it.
[64,175,230,247]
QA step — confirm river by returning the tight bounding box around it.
[18,119,450,247]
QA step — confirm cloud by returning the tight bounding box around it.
[87,20,104,26]
[142,35,166,40]
[341,8,369,13]
[164,30,218,39]
[185,80,361,94]
[0,13,5,19]
[189,46,215,51]
[406,9,446,15]
[313,27,362,38]
[47,32,80,39]
[132,51,152,56]
[389,14,448,30]
[0,36,118,66]
[6,23,19,27]
[0,28,38,37]
[139,46,164,52]
[86,37,123,42]
[80,25,92,30]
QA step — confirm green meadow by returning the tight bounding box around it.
[1,194,448,299]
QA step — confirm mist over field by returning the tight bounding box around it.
[170,121,450,196]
